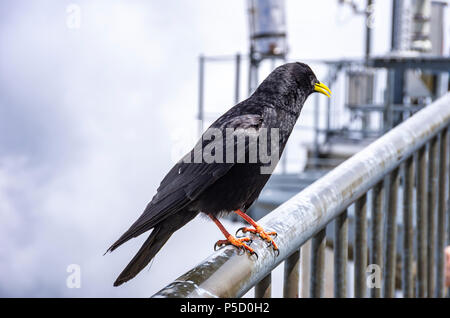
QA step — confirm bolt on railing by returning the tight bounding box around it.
[152,93,450,298]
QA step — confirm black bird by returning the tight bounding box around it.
[107,62,331,286]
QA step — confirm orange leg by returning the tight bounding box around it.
[208,214,256,257]
[234,209,279,252]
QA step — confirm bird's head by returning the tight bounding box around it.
[253,62,331,110]
[288,62,331,98]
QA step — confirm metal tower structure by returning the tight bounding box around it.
[247,0,288,94]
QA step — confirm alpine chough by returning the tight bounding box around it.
[107,62,331,286]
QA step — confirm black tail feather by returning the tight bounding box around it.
[112,210,198,287]
[113,226,169,286]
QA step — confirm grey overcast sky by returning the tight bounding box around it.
[0,0,448,297]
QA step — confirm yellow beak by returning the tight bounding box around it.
[314,82,332,98]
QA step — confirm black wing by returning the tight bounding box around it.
[107,113,263,252]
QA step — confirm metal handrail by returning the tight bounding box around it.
[152,93,450,298]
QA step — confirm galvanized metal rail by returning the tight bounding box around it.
[153,93,450,298]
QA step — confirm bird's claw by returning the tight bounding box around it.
[236,226,279,255]
[214,241,225,251]
[236,227,248,238]
[236,246,258,259]
[249,250,258,259]
[213,236,256,258]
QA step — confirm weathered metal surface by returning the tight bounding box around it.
[370,181,384,298]
[283,249,300,298]
[436,129,448,297]
[255,273,272,298]
[402,156,414,298]
[384,168,400,298]
[310,228,326,298]
[417,146,428,297]
[334,209,348,298]
[447,127,450,299]
[153,93,450,298]
[354,194,367,298]
[427,137,438,297]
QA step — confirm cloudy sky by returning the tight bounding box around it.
[0,0,448,297]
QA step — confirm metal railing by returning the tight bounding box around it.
[152,93,450,298]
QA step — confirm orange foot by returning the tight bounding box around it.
[237,226,279,254]
[233,209,279,255]
[214,235,257,258]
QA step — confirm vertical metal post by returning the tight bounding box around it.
[248,58,259,95]
[390,0,405,127]
[371,181,384,298]
[354,194,367,298]
[334,210,348,298]
[417,146,428,297]
[235,53,241,104]
[324,67,335,144]
[300,240,312,298]
[384,70,395,132]
[447,128,450,299]
[403,156,414,297]
[391,0,403,51]
[427,137,438,297]
[310,228,326,298]
[255,273,271,298]
[270,57,276,71]
[283,250,300,298]
[313,94,320,162]
[281,145,288,174]
[326,87,332,143]
[198,55,205,136]
[436,129,448,297]
[391,69,404,127]
[361,0,373,135]
[365,0,373,61]
[384,167,399,297]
